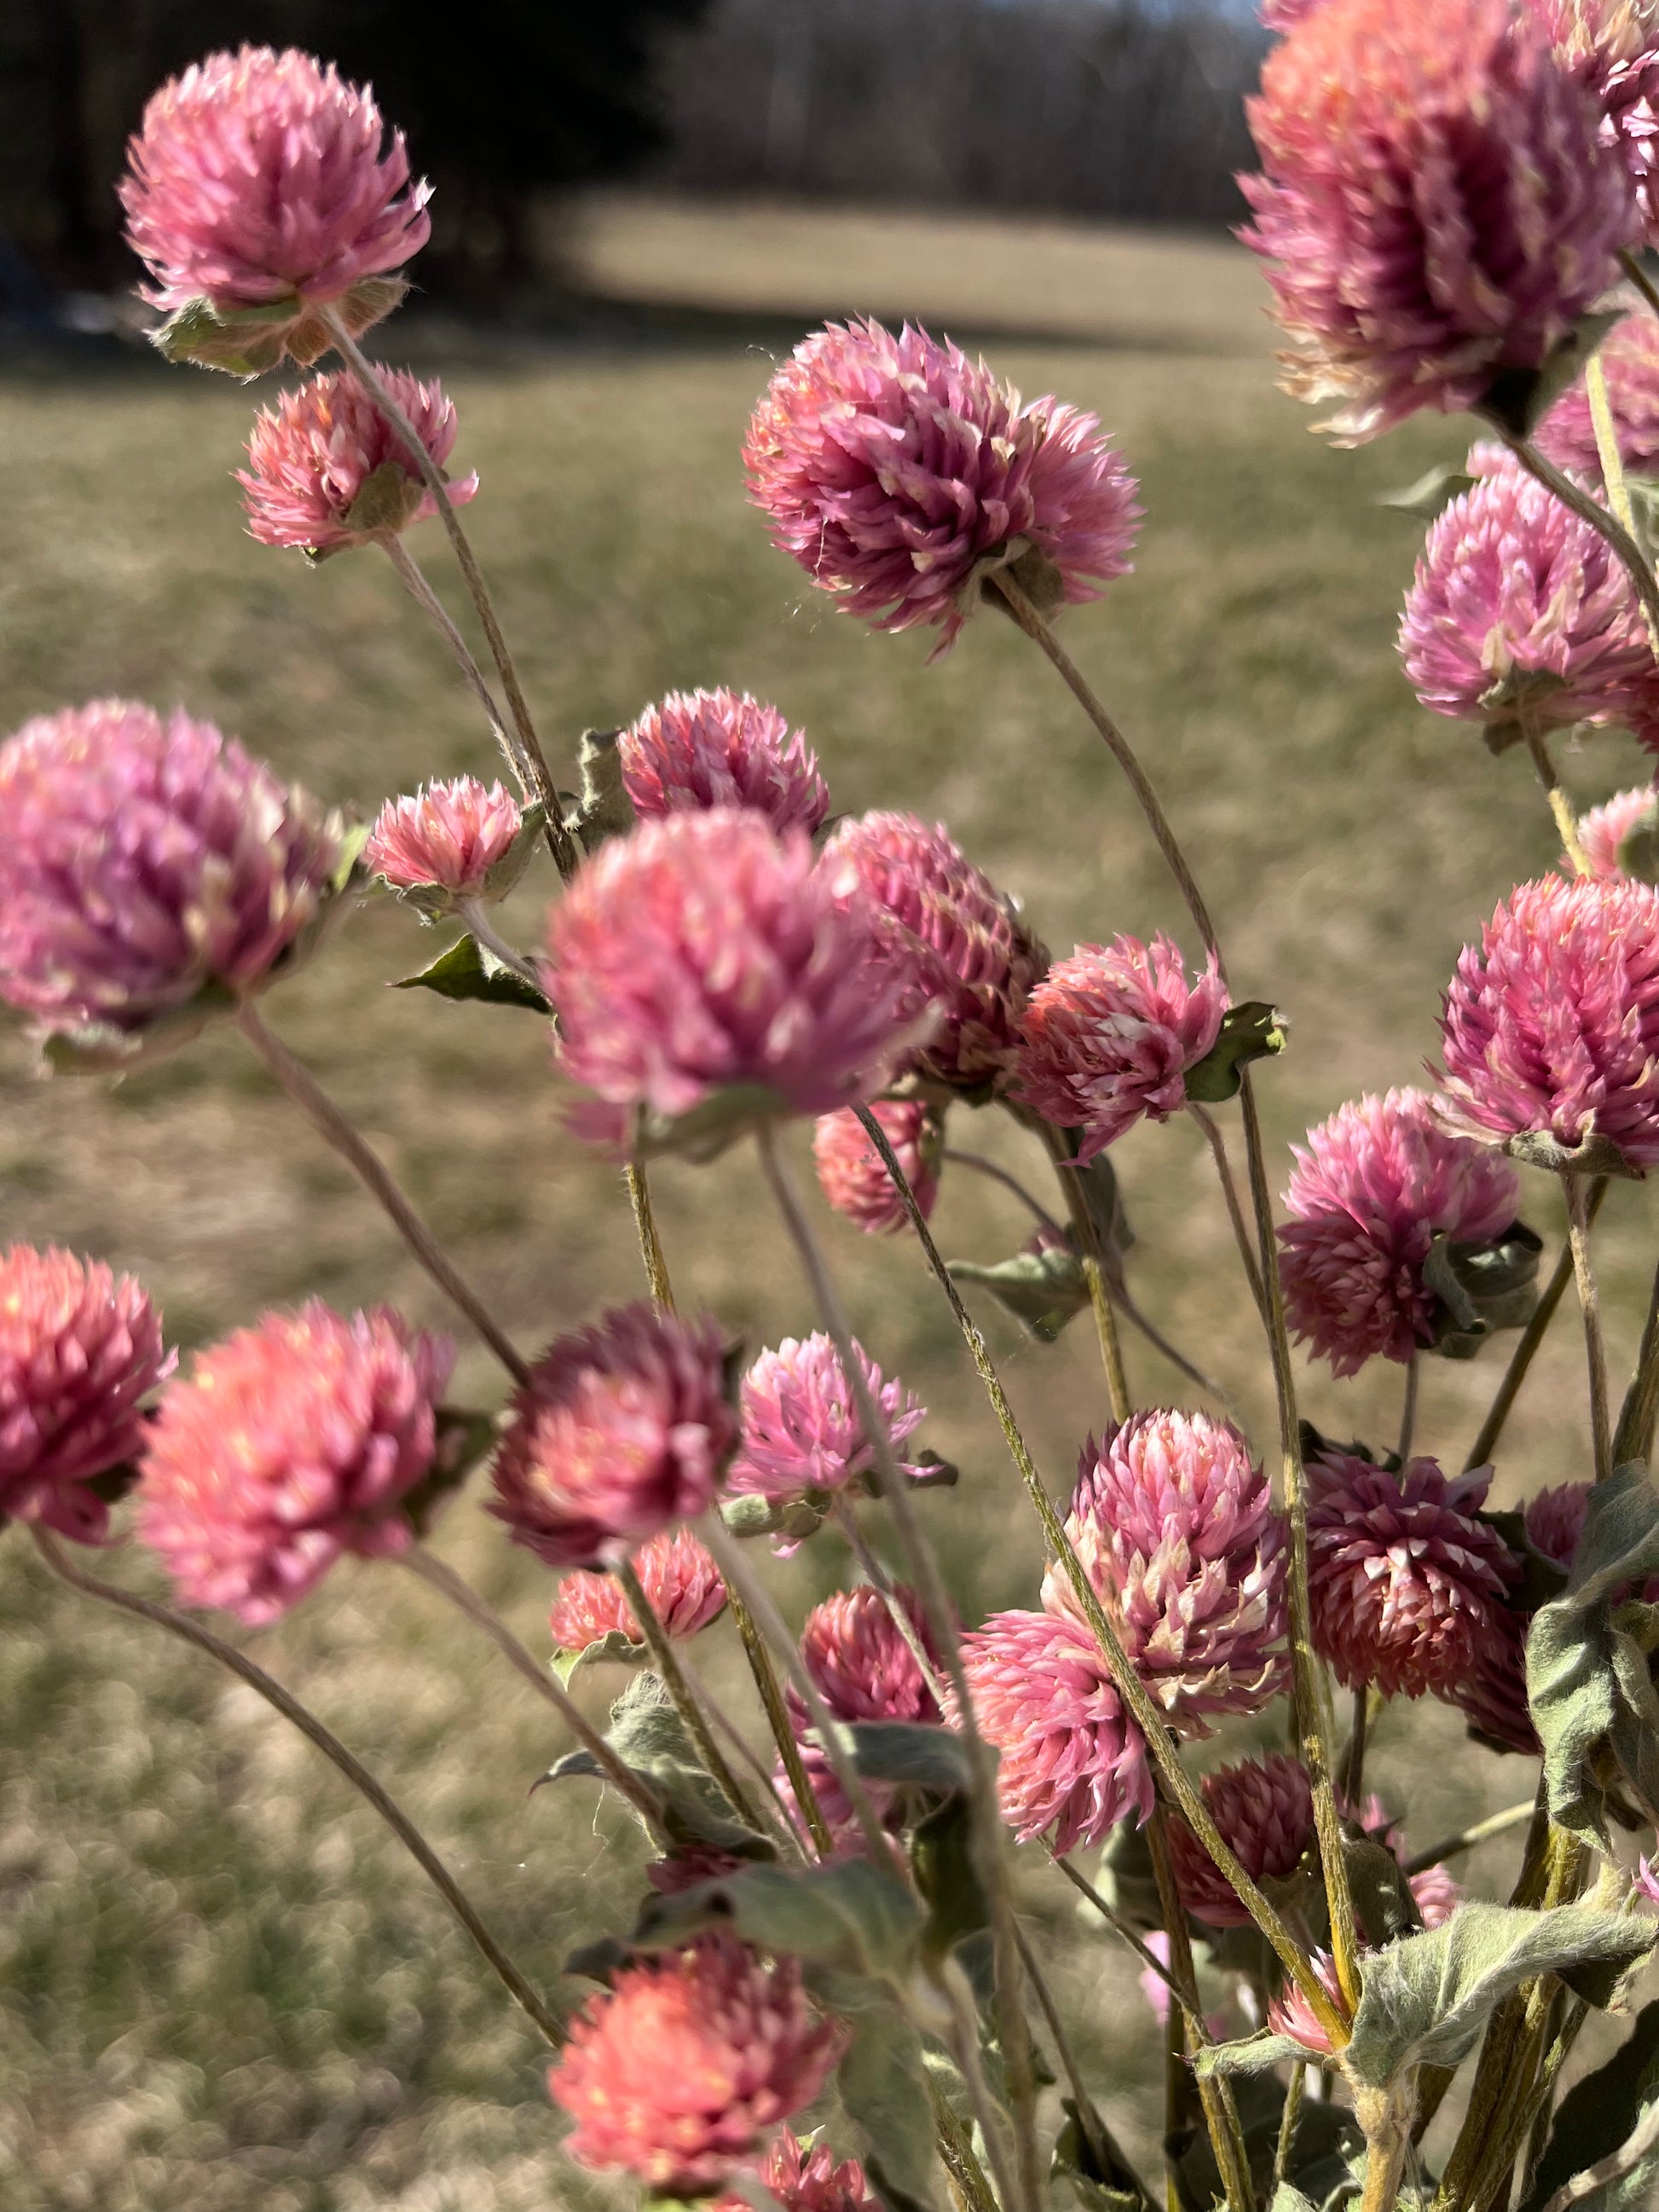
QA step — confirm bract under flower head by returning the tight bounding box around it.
[547,1527,726,1655]
[366,777,528,912]
[726,1333,928,1510]
[240,368,476,555]
[620,689,830,838]
[812,1100,939,1234]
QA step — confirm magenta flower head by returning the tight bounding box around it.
[1533,2,1659,247]
[714,2133,879,2212]
[1013,935,1228,1160]
[137,1302,453,1624]
[794,1585,945,1726]
[1240,0,1635,442]
[726,1334,928,1515]
[1165,1754,1315,1928]
[545,809,925,1156]
[1538,314,1659,478]
[1399,449,1659,748]
[1278,1087,1523,1377]
[812,1100,940,1235]
[1574,784,1659,877]
[120,48,431,373]
[365,776,531,917]
[0,1246,173,1544]
[0,701,344,1065]
[745,316,1141,652]
[1436,874,1659,1175]
[619,689,830,838]
[240,368,477,557]
[490,1303,736,1571]
[548,1933,845,2194]
[547,1528,727,1655]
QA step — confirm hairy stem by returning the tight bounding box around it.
[1526,728,1593,877]
[1189,1102,1269,1327]
[382,535,513,757]
[456,897,543,990]
[1040,1128,1131,1421]
[1614,1254,1659,1468]
[1148,1808,1257,2212]
[1340,1688,1371,1811]
[1465,1181,1607,1469]
[1563,1171,1612,1481]
[926,2071,1002,2212]
[1050,1851,1196,2010]
[614,1556,765,1833]
[725,1576,835,1858]
[1013,1917,1157,2212]
[1275,2063,1307,2191]
[1502,430,1659,650]
[624,1162,677,1313]
[938,1958,1026,2212]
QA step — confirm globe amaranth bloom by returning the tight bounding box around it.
[713,2132,879,2212]
[548,1934,845,2194]
[1240,0,1636,442]
[1532,1,1659,247]
[547,1528,726,1655]
[725,1333,928,1509]
[0,1246,173,1543]
[824,811,1048,1093]
[120,47,430,371]
[745,315,1141,651]
[365,776,529,914]
[137,1302,453,1623]
[1267,1952,1344,2058]
[812,1100,940,1235]
[1537,313,1659,479]
[620,689,830,838]
[1165,1754,1315,1927]
[0,701,344,1057]
[491,1303,736,1570]
[1574,784,1659,877]
[240,368,477,556]
[792,1584,945,1727]
[1436,874,1659,1174]
[1278,1088,1523,1377]
[1012,936,1228,1161]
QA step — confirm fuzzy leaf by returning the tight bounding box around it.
[719,1493,828,1543]
[571,727,637,853]
[947,1243,1090,1343]
[1344,1836,1424,1950]
[1194,2031,1312,2078]
[631,1857,923,1983]
[537,1674,776,1856]
[1424,1222,1542,1358]
[909,1796,987,1960]
[398,1405,499,1538]
[150,292,301,376]
[551,1630,650,1687]
[1378,464,1476,519]
[1183,1001,1286,1104]
[845,1722,977,1797]
[564,1933,633,1985]
[394,932,552,1014]
[837,2010,941,2212]
[1521,2001,1659,2212]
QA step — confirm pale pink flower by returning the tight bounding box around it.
[548,1934,845,2193]
[1267,1951,1344,2057]
[240,369,476,555]
[1278,1087,1522,1377]
[793,1585,944,1726]
[1409,1861,1465,1929]
[1538,315,1659,478]
[547,1528,726,1653]
[1137,1932,1176,2026]
[1531,2,1659,246]
[812,1100,939,1235]
[745,316,1141,651]
[1240,0,1636,442]
[137,1302,453,1624]
[620,689,830,837]
[1012,936,1228,1161]
[0,1246,173,1545]
[726,1334,927,1509]
[1165,1754,1315,1927]
[713,2132,879,2212]
[366,777,525,905]
[1574,785,1659,877]
[1635,1856,1659,1906]
[490,1304,736,1570]
[1261,0,1326,25]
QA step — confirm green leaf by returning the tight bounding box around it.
[1478,310,1625,437]
[836,2010,941,2212]
[1178,2072,1361,2212]
[1343,1836,1423,1950]
[1423,1222,1542,1360]
[947,1239,1090,1343]
[720,1493,829,1543]
[909,1796,987,1960]
[571,727,638,853]
[1521,2000,1659,2212]
[1195,2031,1312,2079]
[398,1404,499,1537]
[339,459,424,538]
[631,1857,924,1984]
[1088,1818,1165,1934]
[1050,2097,1153,2212]
[537,1673,776,1857]
[845,1722,977,1797]
[393,932,551,1013]
[551,1629,651,1687]
[564,1933,633,1984]
[150,292,301,377]
[1378,464,1476,519]
[1183,1001,1286,1105]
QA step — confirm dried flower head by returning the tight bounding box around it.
[713,2133,880,2212]
[620,689,830,838]
[366,777,526,910]
[812,1100,939,1235]
[1165,1754,1315,1927]
[726,1334,927,1513]
[547,1528,727,1654]
[1538,314,1659,477]
[491,1304,736,1570]
[137,1302,453,1623]
[793,1585,945,1726]
[1574,784,1659,876]
[240,368,476,555]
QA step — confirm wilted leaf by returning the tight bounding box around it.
[1521,2000,1659,2212]
[1378,464,1476,519]
[1183,1002,1286,1104]
[1194,2032,1311,2078]
[631,1857,923,1983]
[837,2010,941,2212]
[393,932,552,1013]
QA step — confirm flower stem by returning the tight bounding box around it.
[1465,1180,1607,1469]
[1397,1352,1420,1465]
[234,998,530,1386]
[1525,728,1593,877]
[1501,430,1659,652]
[1039,1129,1131,1421]
[1049,1850,1196,2009]
[613,1556,766,1834]
[32,1528,562,2047]
[1614,1253,1659,1468]
[1274,2063,1307,2190]
[832,1498,950,1711]
[942,1145,1061,1231]
[1013,1916,1157,2212]
[456,897,543,990]
[1188,1102,1269,1328]
[1402,1799,1536,1879]
[624,1162,677,1314]
[1562,1171,1612,1481]
[381,535,515,773]
[1147,1807,1258,2212]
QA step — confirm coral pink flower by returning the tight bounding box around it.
[240,369,476,555]
[1261,0,1326,24]
[1240,0,1635,442]
[620,689,830,838]
[1538,315,1659,479]
[793,1585,945,1726]
[1165,1754,1315,1927]
[1409,1860,1465,1929]
[1013,936,1228,1161]
[1532,2,1659,246]
[0,1246,173,1544]
[137,1302,453,1624]
[548,1934,845,2193]
[713,2132,879,2212]
[824,812,1048,1092]
[812,1100,939,1235]
[1267,1952,1344,2056]
[1306,1451,1514,1699]
[957,1607,1154,1851]
[745,316,1141,651]
[0,701,342,1051]
[1574,785,1659,877]
[1436,875,1659,1173]
[491,1304,736,1570]
[545,810,924,1146]
[547,1528,727,1653]
[1278,1088,1522,1377]
[366,777,525,906]
[726,1334,927,1508]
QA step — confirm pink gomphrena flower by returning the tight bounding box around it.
[0,1247,173,1544]
[137,1302,454,1624]
[1532,2,1659,246]
[1305,1451,1515,1700]
[824,812,1048,1093]
[955,1607,1154,1851]
[1635,1857,1659,1906]
[490,1304,736,1571]
[713,2132,880,2212]
[619,689,830,839]
[547,1934,846,2193]
[1012,936,1228,1162]
[545,810,925,1153]
[1399,449,1659,748]
[1165,1755,1315,1928]
[119,48,431,373]
[1260,0,1326,26]
[812,1100,940,1236]
[547,1528,727,1655]
[1240,0,1636,443]
[1537,315,1659,479]
[772,1741,901,1857]
[365,777,529,915]
[240,369,477,558]
[1277,1088,1523,1377]
[745,316,1141,653]
[1436,875,1659,1175]
[725,1334,928,1510]
[792,1585,945,1727]
[1267,1952,1344,2058]
[0,702,343,1059]
[1056,1412,1290,1729]
[1573,785,1659,877]
[1409,1859,1465,1929]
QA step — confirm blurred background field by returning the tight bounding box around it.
[2,189,1655,2209]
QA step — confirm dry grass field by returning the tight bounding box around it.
[1,193,1653,2209]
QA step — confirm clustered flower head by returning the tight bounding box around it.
[1240,0,1636,442]
[745,315,1141,651]
[1267,1952,1344,2058]
[1575,784,1659,877]
[366,777,527,908]
[1533,1,1659,247]
[1436,874,1659,1172]
[793,1585,944,1725]
[240,369,476,556]
[491,1303,736,1569]
[812,1100,939,1234]
[726,1333,928,1508]
[1278,1087,1522,1376]
[137,1302,453,1623]
[0,701,343,1049]
[713,2132,879,2212]
[0,1246,173,1544]
[1013,935,1228,1160]
[547,1528,727,1654]
[548,1934,845,2193]
[1538,315,1659,478]
[619,689,830,838]
[1165,1753,1315,1926]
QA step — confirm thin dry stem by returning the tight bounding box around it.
[833,1498,950,1712]
[1403,1798,1535,1877]
[1147,1808,1257,2212]
[613,1556,764,1831]
[1614,1254,1659,1468]
[1563,1171,1611,1481]
[1050,1851,1194,2008]
[456,898,543,990]
[1465,1180,1607,1469]
[1013,1918,1155,2212]
[1041,1129,1131,1421]
[624,1162,676,1313]
[1525,728,1593,877]
[725,1577,835,1858]
[1189,1102,1269,1327]
[382,535,513,755]
[1397,1353,1420,1465]
[942,1146,1061,1230]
